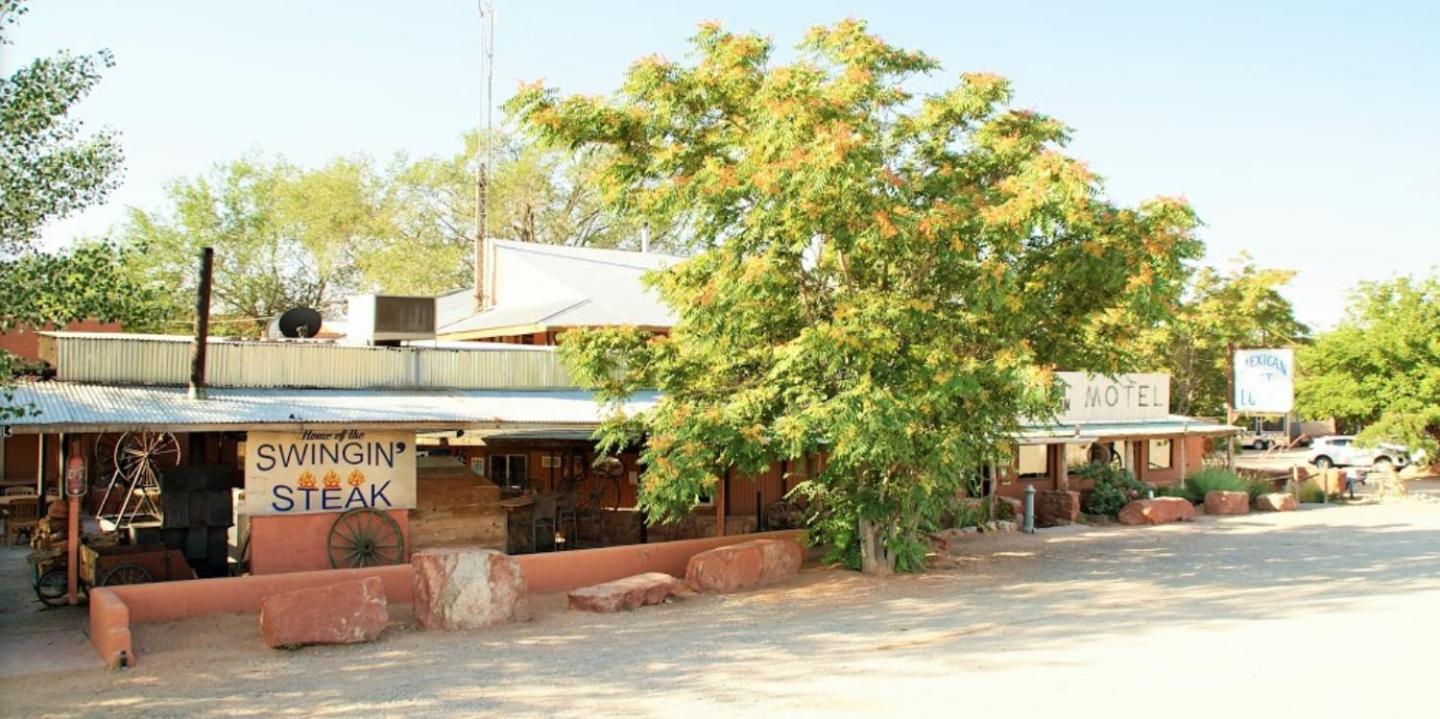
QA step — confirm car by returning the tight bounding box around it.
[1306,435,1413,471]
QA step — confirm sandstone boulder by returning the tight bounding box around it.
[927,527,980,553]
[1117,497,1195,526]
[568,572,683,613]
[996,496,1023,521]
[1204,491,1250,516]
[685,538,802,593]
[1255,493,1298,512]
[259,576,389,649]
[1036,490,1081,527]
[412,548,529,630]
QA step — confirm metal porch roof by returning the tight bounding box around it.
[2,381,658,434]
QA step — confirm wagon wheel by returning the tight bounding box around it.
[35,568,70,607]
[99,563,152,586]
[328,508,405,569]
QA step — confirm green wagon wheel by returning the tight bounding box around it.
[328,508,405,569]
[99,563,152,586]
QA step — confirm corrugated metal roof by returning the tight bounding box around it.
[4,380,1233,443]
[39,332,575,389]
[3,381,657,433]
[1020,416,1239,440]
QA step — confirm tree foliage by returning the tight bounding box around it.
[1137,254,1308,416]
[1,1,161,420]
[0,0,123,252]
[119,129,687,335]
[520,20,1201,573]
[1296,274,1440,456]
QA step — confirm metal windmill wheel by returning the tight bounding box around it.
[327,508,406,569]
[96,431,180,528]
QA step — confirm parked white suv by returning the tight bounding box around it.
[1306,436,1412,471]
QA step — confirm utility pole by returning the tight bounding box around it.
[473,1,496,307]
[1225,341,1236,470]
[188,247,214,401]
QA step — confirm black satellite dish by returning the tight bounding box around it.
[278,307,323,338]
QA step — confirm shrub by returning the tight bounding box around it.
[1178,468,1249,503]
[1297,480,1326,503]
[1078,465,1149,517]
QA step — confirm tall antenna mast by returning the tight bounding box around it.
[474,1,496,305]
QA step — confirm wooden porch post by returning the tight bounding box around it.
[1055,445,1069,492]
[715,467,729,537]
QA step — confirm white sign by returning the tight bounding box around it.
[1056,372,1170,423]
[1233,349,1294,413]
[245,429,416,516]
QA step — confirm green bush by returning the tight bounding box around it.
[1078,465,1149,516]
[1297,480,1326,503]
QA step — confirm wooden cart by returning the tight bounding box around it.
[31,542,194,606]
[81,543,194,587]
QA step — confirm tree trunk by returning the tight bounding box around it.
[858,516,895,576]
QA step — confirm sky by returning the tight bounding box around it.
[5,0,1437,329]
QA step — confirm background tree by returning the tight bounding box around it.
[1137,254,1308,416]
[1,1,161,419]
[1296,274,1439,458]
[118,156,376,335]
[519,20,1201,574]
[121,127,690,334]
[0,0,123,251]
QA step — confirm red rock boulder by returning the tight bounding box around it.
[1204,491,1250,516]
[996,496,1023,521]
[1036,490,1081,527]
[568,572,683,613]
[685,538,803,593]
[1117,497,1195,526]
[412,548,529,630]
[259,576,389,649]
[1255,493,1298,512]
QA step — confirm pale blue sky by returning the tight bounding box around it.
[6,1,1437,328]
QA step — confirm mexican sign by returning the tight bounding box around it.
[245,429,416,516]
[1056,372,1170,423]
[1233,348,1294,413]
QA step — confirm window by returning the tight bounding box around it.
[1017,444,1049,478]
[1148,439,1173,470]
[489,454,528,490]
[1065,442,1094,469]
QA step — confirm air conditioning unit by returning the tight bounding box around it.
[346,295,436,344]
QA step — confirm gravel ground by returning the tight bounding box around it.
[3,497,1440,718]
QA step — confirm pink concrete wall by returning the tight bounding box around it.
[88,530,805,668]
[249,509,410,575]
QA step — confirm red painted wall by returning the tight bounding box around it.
[249,509,410,575]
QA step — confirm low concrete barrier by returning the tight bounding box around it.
[88,530,804,668]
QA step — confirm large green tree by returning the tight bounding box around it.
[0,0,122,251]
[1138,254,1308,416]
[119,156,379,335]
[1296,274,1439,458]
[121,128,689,334]
[1,1,161,419]
[519,20,1201,574]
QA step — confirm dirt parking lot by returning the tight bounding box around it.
[3,496,1439,718]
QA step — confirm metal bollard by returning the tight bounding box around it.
[1147,489,1155,500]
[1023,484,1036,534]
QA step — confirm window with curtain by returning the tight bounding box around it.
[1148,439,1173,469]
[1017,444,1049,478]
[1066,442,1094,469]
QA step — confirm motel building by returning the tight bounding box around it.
[0,241,1237,591]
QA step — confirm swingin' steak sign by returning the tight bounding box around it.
[244,429,416,516]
